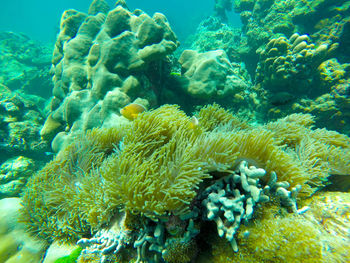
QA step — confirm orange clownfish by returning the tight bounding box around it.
[120,103,146,120]
[189,116,199,129]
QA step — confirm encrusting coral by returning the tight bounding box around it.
[20,104,350,262]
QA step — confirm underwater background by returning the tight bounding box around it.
[0,0,349,262]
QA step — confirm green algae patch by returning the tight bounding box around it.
[54,247,82,263]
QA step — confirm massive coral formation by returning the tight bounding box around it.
[226,0,350,134]
[255,33,350,134]
[178,50,251,101]
[42,0,179,147]
[21,104,350,263]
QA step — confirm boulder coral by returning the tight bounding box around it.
[255,33,350,134]
[42,0,179,147]
[232,0,350,74]
[256,33,338,95]
[21,104,350,262]
[179,49,251,101]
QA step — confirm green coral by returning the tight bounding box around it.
[54,247,82,263]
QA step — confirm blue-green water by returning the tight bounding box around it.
[0,0,241,44]
[0,0,349,262]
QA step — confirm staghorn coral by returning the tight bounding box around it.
[21,104,350,261]
[200,161,299,252]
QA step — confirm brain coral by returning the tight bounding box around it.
[42,0,179,146]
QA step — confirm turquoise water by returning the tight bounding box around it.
[0,0,349,262]
[0,0,240,44]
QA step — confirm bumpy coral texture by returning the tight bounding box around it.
[255,32,350,134]
[21,104,350,244]
[208,202,349,263]
[256,33,338,94]
[42,0,179,144]
[178,49,251,100]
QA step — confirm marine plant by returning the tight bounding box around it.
[20,104,350,262]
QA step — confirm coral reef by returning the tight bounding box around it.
[178,49,251,101]
[0,31,53,97]
[0,156,36,198]
[21,104,350,262]
[44,0,179,147]
[0,84,50,184]
[187,16,244,64]
[214,0,233,22]
[254,33,350,134]
[256,33,337,94]
[176,0,350,135]
[233,0,350,67]
[0,85,48,157]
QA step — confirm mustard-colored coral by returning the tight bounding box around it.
[20,126,128,242]
[21,104,350,244]
[209,203,348,263]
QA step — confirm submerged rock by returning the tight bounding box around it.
[0,31,53,98]
[0,156,35,198]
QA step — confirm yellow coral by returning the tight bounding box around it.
[20,126,127,242]
[196,103,249,132]
[209,203,349,263]
[21,103,350,245]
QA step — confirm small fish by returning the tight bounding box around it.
[189,116,199,129]
[269,92,295,106]
[120,103,146,120]
[170,72,181,77]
